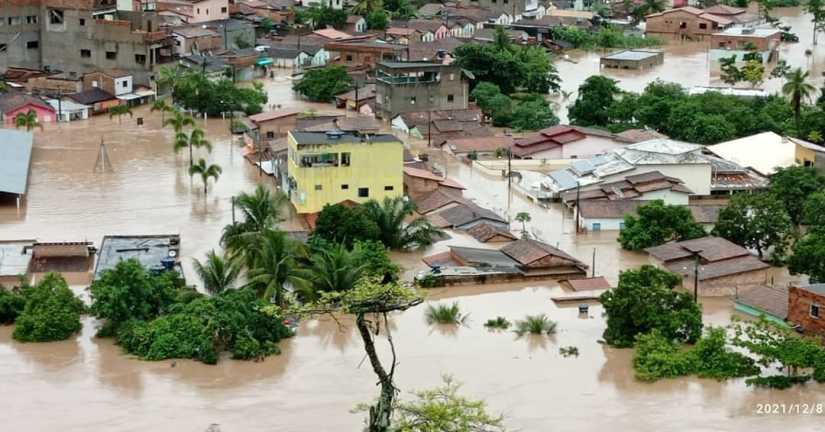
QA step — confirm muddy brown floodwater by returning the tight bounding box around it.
[3,8,825,430]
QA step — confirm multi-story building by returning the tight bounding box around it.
[455,0,541,19]
[374,61,469,119]
[0,0,175,85]
[285,130,403,214]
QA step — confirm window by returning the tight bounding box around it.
[106,51,117,60]
[48,9,63,25]
[0,44,6,53]
[619,222,625,230]
[121,80,128,88]
[314,184,323,191]
[805,160,814,167]
[26,15,37,24]
[8,16,21,26]
[447,94,454,103]
[679,21,687,29]
[699,23,707,29]
[358,187,369,197]
[197,8,200,13]
[266,131,275,139]
[346,54,353,61]
[341,184,349,190]
[300,153,339,167]
[449,73,455,80]
[812,304,821,319]
[221,6,227,12]
[592,223,601,232]
[26,41,39,49]
[341,152,351,166]
[81,49,91,58]
[135,54,146,64]
[79,18,85,26]
[410,96,416,105]
[384,185,394,191]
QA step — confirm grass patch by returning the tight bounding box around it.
[514,314,557,336]
[483,316,511,330]
[425,302,468,325]
[559,346,580,357]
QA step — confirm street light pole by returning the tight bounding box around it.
[693,250,701,303]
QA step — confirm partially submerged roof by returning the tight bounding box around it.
[602,49,662,61]
[578,200,644,219]
[0,94,55,114]
[564,276,612,291]
[428,202,505,228]
[413,188,467,214]
[737,285,788,320]
[450,246,521,268]
[465,222,517,243]
[248,109,301,123]
[501,239,586,268]
[645,236,751,263]
[0,130,34,195]
[94,235,181,279]
[0,240,35,277]
[446,136,513,154]
[32,242,94,258]
[68,87,117,105]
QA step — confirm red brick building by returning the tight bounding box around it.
[787,284,825,335]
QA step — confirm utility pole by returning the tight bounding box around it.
[575,181,581,233]
[591,248,596,278]
[231,196,236,224]
[693,250,701,303]
[507,139,512,223]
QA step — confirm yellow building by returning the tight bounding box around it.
[286,130,404,214]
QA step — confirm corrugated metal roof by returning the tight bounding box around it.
[0,130,33,195]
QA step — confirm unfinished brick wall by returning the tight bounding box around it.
[787,287,825,335]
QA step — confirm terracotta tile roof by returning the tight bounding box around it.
[413,188,467,214]
[404,166,446,182]
[450,246,521,268]
[703,4,745,15]
[565,276,612,291]
[31,242,93,258]
[665,255,769,281]
[387,27,418,36]
[501,239,585,267]
[615,128,668,143]
[422,250,456,267]
[464,222,517,243]
[249,109,301,123]
[578,200,644,219]
[313,27,352,40]
[67,88,116,105]
[645,236,750,263]
[445,136,513,154]
[430,202,505,228]
[737,285,788,319]
[0,94,55,114]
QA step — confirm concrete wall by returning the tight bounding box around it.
[645,10,726,39]
[0,5,43,71]
[376,66,468,119]
[579,216,624,232]
[788,287,825,335]
[681,269,769,297]
[189,0,229,23]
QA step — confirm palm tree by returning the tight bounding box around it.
[515,212,531,237]
[14,110,42,131]
[782,68,816,133]
[493,26,511,51]
[221,185,288,256]
[175,127,212,169]
[108,104,133,124]
[245,229,308,305]
[362,197,444,250]
[303,244,366,301]
[189,158,222,195]
[151,98,173,123]
[157,66,183,103]
[163,109,195,133]
[193,250,241,294]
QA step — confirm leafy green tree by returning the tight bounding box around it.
[600,265,702,347]
[14,110,42,131]
[189,158,222,195]
[293,65,353,102]
[352,240,400,280]
[157,66,184,102]
[299,4,348,29]
[568,75,621,126]
[362,197,444,250]
[487,93,514,127]
[633,330,693,381]
[518,45,560,94]
[384,0,415,18]
[13,273,83,342]
[515,211,531,237]
[712,192,792,259]
[173,72,267,115]
[175,127,212,169]
[108,104,133,124]
[90,259,181,336]
[470,81,502,113]
[806,0,825,45]
[719,55,742,86]
[769,165,825,225]
[259,17,275,33]
[352,0,383,14]
[312,203,381,247]
[803,191,825,228]
[365,9,388,29]
[245,229,308,306]
[618,200,706,250]
[163,109,195,134]
[388,376,506,431]
[0,287,26,324]
[782,68,816,133]
[770,59,791,79]
[454,36,559,95]
[788,231,825,282]
[193,250,241,295]
[510,98,559,131]
[741,59,765,88]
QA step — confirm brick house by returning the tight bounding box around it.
[645,7,733,40]
[249,109,300,142]
[787,284,825,335]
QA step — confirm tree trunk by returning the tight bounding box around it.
[204,180,208,195]
[189,144,194,170]
[356,313,394,432]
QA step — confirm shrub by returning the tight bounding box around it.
[484,316,511,330]
[746,375,811,389]
[633,331,692,381]
[13,273,84,342]
[687,327,758,380]
[0,287,26,324]
[514,314,557,336]
[559,346,580,357]
[416,273,442,288]
[425,302,467,325]
[352,240,400,281]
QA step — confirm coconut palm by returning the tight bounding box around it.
[108,104,133,124]
[192,250,241,294]
[151,98,173,123]
[782,68,816,132]
[163,109,195,133]
[221,185,288,255]
[245,229,308,305]
[515,212,531,237]
[14,110,42,131]
[189,158,222,195]
[362,197,444,250]
[157,66,183,103]
[176,127,212,169]
[302,243,365,301]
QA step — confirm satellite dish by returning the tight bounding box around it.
[168,250,178,258]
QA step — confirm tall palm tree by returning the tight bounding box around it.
[189,158,222,195]
[108,104,133,124]
[245,229,308,305]
[221,185,288,256]
[782,68,816,133]
[14,110,42,131]
[175,127,212,169]
[362,197,444,250]
[151,98,173,123]
[163,109,195,133]
[157,66,183,103]
[193,250,241,294]
[303,244,366,301]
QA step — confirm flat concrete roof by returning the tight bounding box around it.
[603,49,662,61]
[94,235,181,279]
[0,240,35,277]
[714,27,781,37]
[0,130,33,196]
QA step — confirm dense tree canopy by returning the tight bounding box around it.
[712,192,792,259]
[293,65,353,102]
[600,265,703,347]
[13,273,84,342]
[769,166,825,226]
[173,71,267,116]
[0,286,25,324]
[313,203,381,247]
[618,200,706,251]
[471,82,557,130]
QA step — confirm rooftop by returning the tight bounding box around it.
[564,276,612,291]
[796,284,825,297]
[706,131,796,175]
[602,49,663,61]
[94,235,182,279]
[0,130,34,195]
[248,109,301,123]
[714,27,781,38]
[645,236,752,263]
[465,222,517,243]
[501,239,585,268]
[737,285,789,319]
[0,240,35,277]
[290,131,401,146]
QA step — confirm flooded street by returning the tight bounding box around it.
[2,7,825,430]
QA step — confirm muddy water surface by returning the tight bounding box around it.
[3,9,825,430]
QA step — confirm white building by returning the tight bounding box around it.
[47,98,90,122]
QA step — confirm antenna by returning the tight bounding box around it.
[93,137,114,173]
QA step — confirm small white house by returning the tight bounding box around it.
[47,98,90,122]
